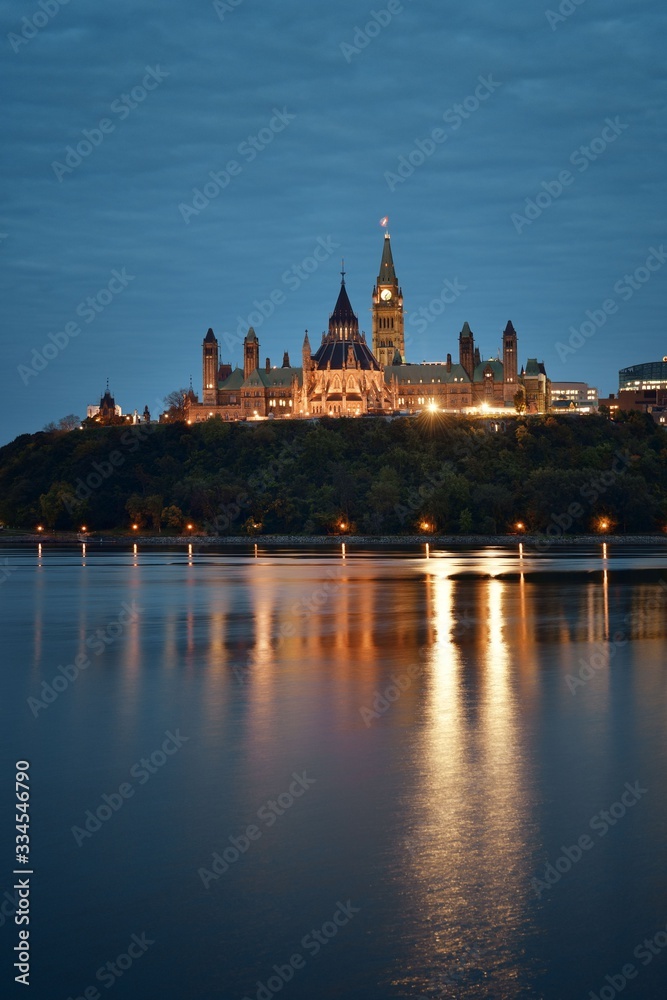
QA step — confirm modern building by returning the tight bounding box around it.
[619,360,667,393]
[598,359,667,422]
[550,382,599,413]
[186,233,551,422]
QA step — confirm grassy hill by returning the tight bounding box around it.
[1,412,666,536]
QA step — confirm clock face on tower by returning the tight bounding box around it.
[380,288,392,301]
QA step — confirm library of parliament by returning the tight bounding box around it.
[185,232,550,422]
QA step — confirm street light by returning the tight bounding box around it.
[132,524,139,531]
[36,525,44,533]
[515,521,525,532]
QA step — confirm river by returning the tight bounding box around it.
[2,543,667,999]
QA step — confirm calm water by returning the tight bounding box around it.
[2,543,667,1000]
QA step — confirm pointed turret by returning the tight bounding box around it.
[459,322,475,379]
[302,332,312,373]
[329,278,359,340]
[202,328,219,404]
[243,328,259,379]
[502,320,518,402]
[378,231,397,286]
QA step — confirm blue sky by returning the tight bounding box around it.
[1,0,665,443]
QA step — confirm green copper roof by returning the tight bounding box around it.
[473,360,504,382]
[524,358,544,376]
[244,367,303,388]
[218,367,245,390]
[383,363,471,385]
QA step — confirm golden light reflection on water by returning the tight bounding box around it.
[393,568,538,997]
[19,546,667,995]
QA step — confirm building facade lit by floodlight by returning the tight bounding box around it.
[187,232,551,422]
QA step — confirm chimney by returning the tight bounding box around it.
[265,357,271,373]
[446,352,452,373]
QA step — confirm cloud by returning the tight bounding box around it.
[1,0,665,440]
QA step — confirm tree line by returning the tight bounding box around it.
[0,411,665,536]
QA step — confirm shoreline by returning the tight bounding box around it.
[2,533,667,548]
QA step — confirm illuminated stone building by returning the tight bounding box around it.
[186,233,550,422]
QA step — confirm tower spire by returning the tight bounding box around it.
[372,229,404,366]
[378,232,397,285]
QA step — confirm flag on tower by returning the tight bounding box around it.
[379,216,389,228]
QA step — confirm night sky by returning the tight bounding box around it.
[2,0,665,444]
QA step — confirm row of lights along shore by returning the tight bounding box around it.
[33,518,617,535]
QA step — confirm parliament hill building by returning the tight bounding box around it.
[186,233,550,422]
